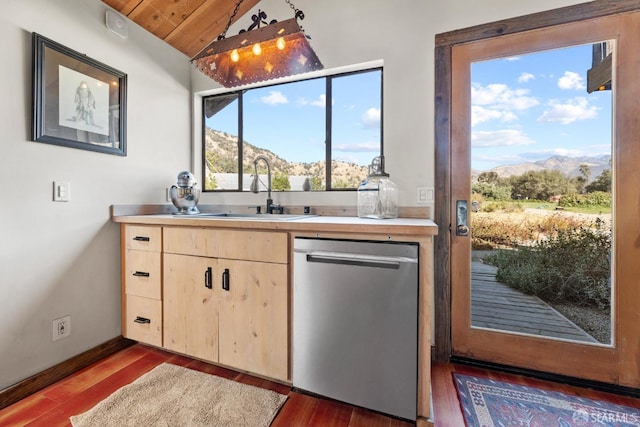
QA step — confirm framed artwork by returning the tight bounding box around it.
[32,33,127,156]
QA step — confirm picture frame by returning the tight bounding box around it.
[32,33,127,156]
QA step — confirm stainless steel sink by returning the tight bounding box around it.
[193,213,317,221]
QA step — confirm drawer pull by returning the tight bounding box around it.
[222,268,230,291]
[133,236,150,242]
[134,316,151,324]
[132,271,150,277]
[204,267,212,289]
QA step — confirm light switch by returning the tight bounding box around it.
[417,186,434,205]
[53,181,70,202]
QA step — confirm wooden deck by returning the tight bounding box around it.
[471,261,597,343]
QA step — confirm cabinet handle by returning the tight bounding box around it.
[204,267,213,289]
[222,268,230,291]
[133,236,150,242]
[132,271,150,277]
[134,316,151,324]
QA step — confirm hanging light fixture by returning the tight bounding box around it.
[191,0,323,88]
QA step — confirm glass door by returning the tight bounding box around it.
[450,11,640,387]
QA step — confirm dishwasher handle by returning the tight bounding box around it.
[304,251,416,270]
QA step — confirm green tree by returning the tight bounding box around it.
[477,171,500,184]
[310,175,324,190]
[472,182,512,201]
[585,169,611,193]
[272,172,291,191]
[509,169,577,200]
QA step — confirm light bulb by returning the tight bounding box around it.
[252,43,262,56]
[230,49,239,62]
[276,37,285,50]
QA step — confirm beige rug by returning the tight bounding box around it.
[70,363,288,427]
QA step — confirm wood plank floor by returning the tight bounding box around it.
[431,362,640,427]
[471,261,597,342]
[0,344,412,427]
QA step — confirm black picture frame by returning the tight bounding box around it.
[32,33,127,156]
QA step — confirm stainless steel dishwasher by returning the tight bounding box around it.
[293,237,418,421]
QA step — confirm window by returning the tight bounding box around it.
[202,68,383,191]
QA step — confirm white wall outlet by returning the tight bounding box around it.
[53,181,71,202]
[166,187,171,202]
[417,186,434,205]
[53,315,71,341]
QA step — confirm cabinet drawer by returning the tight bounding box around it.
[124,250,161,299]
[124,295,162,347]
[163,227,288,263]
[124,225,162,252]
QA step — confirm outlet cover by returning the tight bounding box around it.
[53,315,71,341]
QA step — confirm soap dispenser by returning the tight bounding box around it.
[357,156,398,219]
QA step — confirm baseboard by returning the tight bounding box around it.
[0,336,135,410]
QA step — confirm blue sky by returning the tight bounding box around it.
[471,42,612,171]
[206,70,382,166]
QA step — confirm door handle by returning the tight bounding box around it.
[456,200,469,236]
[204,267,212,289]
[222,268,230,291]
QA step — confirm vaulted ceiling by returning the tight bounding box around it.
[102,0,262,58]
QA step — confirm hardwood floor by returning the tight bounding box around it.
[0,344,412,427]
[3,343,639,426]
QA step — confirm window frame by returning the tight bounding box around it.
[200,66,383,192]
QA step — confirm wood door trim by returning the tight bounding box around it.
[433,0,640,363]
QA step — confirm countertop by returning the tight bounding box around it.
[112,211,438,238]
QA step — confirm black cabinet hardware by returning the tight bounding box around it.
[134,316,151,324]
[133,236,150,242]
[205,267,213,289]
[222,268,230,291]
[133,271,150,277]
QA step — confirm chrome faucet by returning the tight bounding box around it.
[250,155,282,214]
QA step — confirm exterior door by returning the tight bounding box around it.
[450,11,640,387]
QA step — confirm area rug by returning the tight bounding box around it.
[454,373,640,427]
[70,363,288,427]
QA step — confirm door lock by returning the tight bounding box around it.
[456,200,469,236]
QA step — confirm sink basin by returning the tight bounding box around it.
[192,213,317,221]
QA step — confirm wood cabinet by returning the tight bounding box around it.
[121,225,163,347]
[162,227,289,381]
[163,253,218,362]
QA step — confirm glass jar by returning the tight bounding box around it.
[357,156,398,219]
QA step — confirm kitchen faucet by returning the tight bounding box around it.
[250,155,283,214]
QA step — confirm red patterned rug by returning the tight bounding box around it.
[454,373,640,427]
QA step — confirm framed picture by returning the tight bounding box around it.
[32,33,127,156]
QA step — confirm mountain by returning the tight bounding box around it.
[473,155,612,182]
[205,129,369,187]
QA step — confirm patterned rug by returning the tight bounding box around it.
[454,373,640,427]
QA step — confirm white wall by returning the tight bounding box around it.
[0,0,590,391]
[192,0,589,212]
[0,0,191,390]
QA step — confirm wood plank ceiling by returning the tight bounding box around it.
[102,0,262,58]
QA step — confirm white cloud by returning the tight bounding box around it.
[472,129,535,148]
[333,142,379,152]
[557,71,585,90]
[311,94,326,107]
[260,91,288,105]
[472,106,517,126]
[361,107,380,128]
[296,94,326,107]
[518,72,535,83]
[537,97,598,124]
[471,83,538,127]
[471,83,538,110]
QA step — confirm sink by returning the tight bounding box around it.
[192,213,317,221]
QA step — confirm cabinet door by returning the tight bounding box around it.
[218,259,288,381]
[163,253,218,362]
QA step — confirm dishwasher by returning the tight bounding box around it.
[293,237,418,421]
